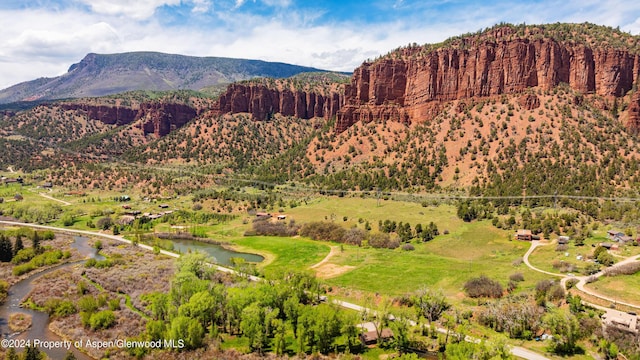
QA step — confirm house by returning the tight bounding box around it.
[159,204,169,209]
[600,242,619,251]
[617,235,634,244]
[118,215,136,226]
[602,311,639,334]
[277,215,287,220]
[360,328,394,345]
[122,204,131,209]
[516,229,533,241]
[41,182,52,188]
[607,230,624,238]
[557,236,570,244]
[256,212,271,219]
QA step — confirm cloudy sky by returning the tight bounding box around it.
[1,0,639,90]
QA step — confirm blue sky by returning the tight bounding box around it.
[0,0,639,89]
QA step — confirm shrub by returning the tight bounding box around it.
[252,219,300,237]
[464,275,503,298]
[78,295,99,313]
[54,301,77,317]
[552,260,577,273]
[300,222,345,242]
[89,310,116,330]
[401,243,415,251]
[342,228,366,246]
[12,248,36,264]
[368,233,400,249]
[603,261,640,276]
[509,273,525,282]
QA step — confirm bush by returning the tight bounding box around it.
[89,310,116,330]
[464,275,503,298]
[12,248,36,264]
[54,301,77,317]
[252,219,299,237]
[368,233,400,249]
[603,261,640,276]
[343,228,366,246]
[509,273,525,282]
[402,243,415,251]
[300,222,345,242]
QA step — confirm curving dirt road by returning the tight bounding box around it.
[523,240,640,310]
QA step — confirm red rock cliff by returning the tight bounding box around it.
[60,102,197,137]
[212,83,343,121]
[336,28,640,133]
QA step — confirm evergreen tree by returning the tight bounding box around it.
[13,235,24,256]
[31,231,40,251]
[0,234,13,262]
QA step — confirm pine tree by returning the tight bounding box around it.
[13,235,24,256]
[0,234,13,262]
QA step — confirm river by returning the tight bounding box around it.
[0,236,102,360]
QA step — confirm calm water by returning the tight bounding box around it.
[168,238,264,266]
[0,236,100,360]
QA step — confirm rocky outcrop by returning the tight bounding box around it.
[60,102,197,137]
[138,103,197,137]
[60,104,138,126]
[212,83,343,121]
[518,94,541,110]
[336,28,640,132]
[627,91,640,134]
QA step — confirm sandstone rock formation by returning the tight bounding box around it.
[336,26,640,132]
[212,83,343,121]
[60,102,198,137]
[627,91,640,134]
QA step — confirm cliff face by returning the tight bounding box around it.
[627,91,640,134]
[336,35,640,132]
[212,83,343,121]
[60,103,198,137]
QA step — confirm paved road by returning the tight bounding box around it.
[1,221,549,360]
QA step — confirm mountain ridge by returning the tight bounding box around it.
[0,51,340,104]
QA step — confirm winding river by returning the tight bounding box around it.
[0,236,102,360]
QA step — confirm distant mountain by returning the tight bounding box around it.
[0,52,336,104]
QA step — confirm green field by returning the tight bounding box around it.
[585,272,640,307]
[324,219,551,298]
[232,235,329,277]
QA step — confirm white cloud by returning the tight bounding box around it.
[76,0,180,19]
[0,0,639,91]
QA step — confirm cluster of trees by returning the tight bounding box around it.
[250,219,300,237]
[296,220,441,249]
[378,220,439,242]
[0,229,55,263]
[0,203,63,224]
[136,253,364,356]
[463,275,504,298]
[298,222,400,249]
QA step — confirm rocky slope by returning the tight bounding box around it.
[335,23,640,133]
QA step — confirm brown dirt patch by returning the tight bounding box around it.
[9,312,31,332]
[314,263,355,279]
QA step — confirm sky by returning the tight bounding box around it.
[1,0,639,90]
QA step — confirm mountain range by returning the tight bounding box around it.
[0,52,335,104]
[2,22,640,201]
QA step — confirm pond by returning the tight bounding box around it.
[167,238,264,266]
